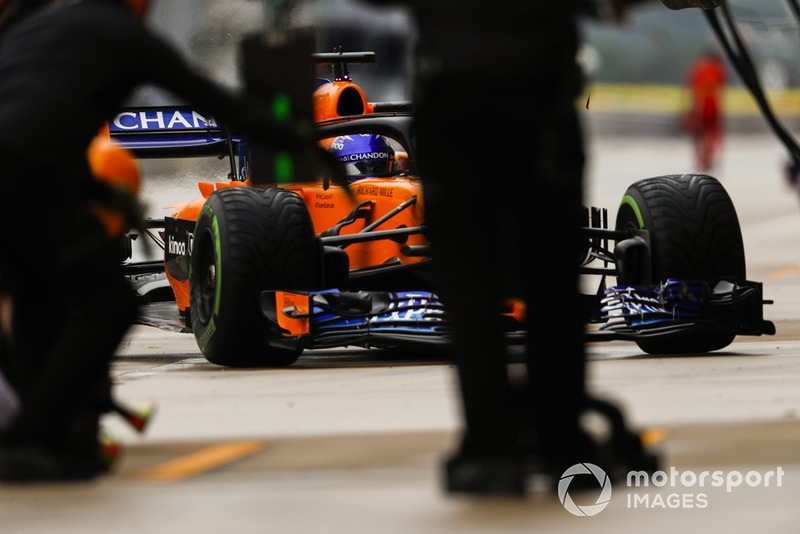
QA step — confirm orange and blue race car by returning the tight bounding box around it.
[115,51,774,367]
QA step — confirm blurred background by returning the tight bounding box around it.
[138,0,800,131]
[138,0,413,102]
[132,0,800,217]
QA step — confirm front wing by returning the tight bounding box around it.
[260,278,773,351]
[260,290,449,350]
[591,278,775,342]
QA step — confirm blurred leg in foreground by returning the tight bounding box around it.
[405,0,657,495]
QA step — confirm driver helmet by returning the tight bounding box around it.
[329,134,395,180]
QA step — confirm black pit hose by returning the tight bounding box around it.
[704,4,800,170]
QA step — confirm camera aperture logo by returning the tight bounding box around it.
[558,463,612,517]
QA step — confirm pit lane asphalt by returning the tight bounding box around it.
[3,132,800,533]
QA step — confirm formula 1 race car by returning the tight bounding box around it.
[116,52,774,367]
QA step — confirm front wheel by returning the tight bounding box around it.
[615,174,746,354]
[190,186,320,367]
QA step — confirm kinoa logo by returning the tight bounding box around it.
[167,235,189,256]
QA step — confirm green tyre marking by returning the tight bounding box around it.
[197,318,216,352]
[193,203,221,353]
[212,214,222,316]
[620,195,644,229]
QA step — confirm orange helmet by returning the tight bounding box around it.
[87,134,140,196]
[123,0,151,18]
[87,132,142,238]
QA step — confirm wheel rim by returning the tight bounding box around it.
[193,227,218,325]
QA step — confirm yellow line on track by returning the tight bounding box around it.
[641,428,666,447]
[583,83,800,117]
[769,264,800,281]
[138,440,265,482]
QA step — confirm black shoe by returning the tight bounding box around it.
[443,454,526,496]
[0,444,97,483]
[529,397,660,489]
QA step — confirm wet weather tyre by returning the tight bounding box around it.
[189,186,321,367]
[614,174,746,354]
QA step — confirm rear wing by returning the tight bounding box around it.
[312,51,375,82]
[108,106,240,159]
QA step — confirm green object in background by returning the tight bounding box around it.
[242,31,315,185]
[272,92,293,183]
[274,152,294,184]
[272,92,291,123]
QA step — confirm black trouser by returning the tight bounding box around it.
[415,54,587,462]
[0,153,137,456]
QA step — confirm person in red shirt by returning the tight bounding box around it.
[686,50,727,172]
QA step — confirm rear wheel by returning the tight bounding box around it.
[190,186,320,367]
[615,173,745,354]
